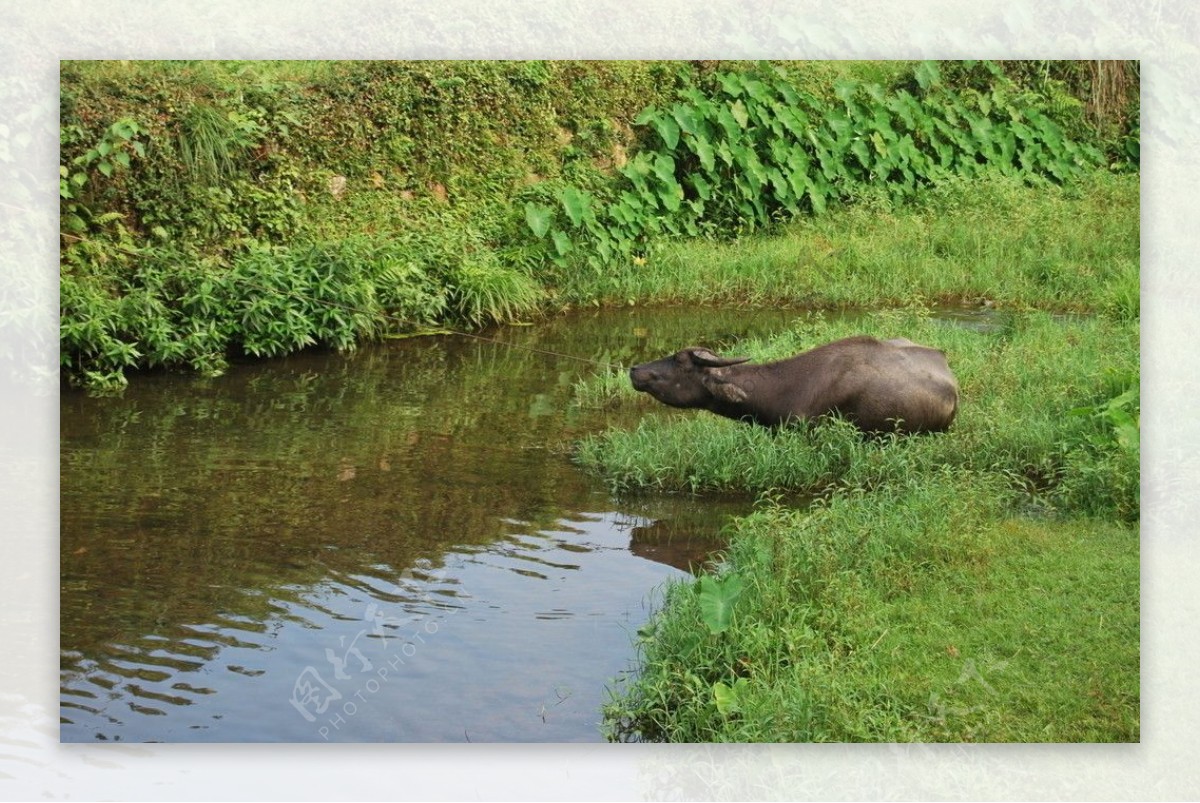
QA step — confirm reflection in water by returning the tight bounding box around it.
[629,518,721,573]
[60,305,985,741]
[65,511,713,742]
[60,307,792,742]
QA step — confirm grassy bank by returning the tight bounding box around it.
[604,472,1138,742]
[563,170,1138,317]
[575,307,1139,520]
[585,306,1138,741]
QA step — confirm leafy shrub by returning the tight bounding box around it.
[229,244,380,357]
[59,237,453,390]
[60,117,147,235]
[526,60,1106,272]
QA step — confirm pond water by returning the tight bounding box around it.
[60,306,829,743]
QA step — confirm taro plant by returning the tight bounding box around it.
[712,676,751,717]
[524,60,1105,272]
[1069,377,1140,453]
[696,571,745,635]
[1056,373,1140,521]
[697,569,751,724]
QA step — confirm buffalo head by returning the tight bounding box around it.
[629,347,752,410]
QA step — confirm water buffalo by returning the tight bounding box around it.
[629,336,959,433]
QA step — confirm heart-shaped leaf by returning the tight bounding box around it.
[697,573,744,634]
[524,202,553,239]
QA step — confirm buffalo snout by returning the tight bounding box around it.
[629,364,656,393]
[629,348,749,411]
[629,359,674,399]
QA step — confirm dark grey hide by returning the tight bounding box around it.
[629,335,959,433]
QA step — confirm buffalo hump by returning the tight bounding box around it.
[629,335,959,433]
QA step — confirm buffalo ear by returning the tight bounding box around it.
[690,348,751,368]
[701,373,748,404]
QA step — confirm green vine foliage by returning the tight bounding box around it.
[60,117,147,236]
[525,61,1108,271]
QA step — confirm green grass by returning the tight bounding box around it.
[603,472,1139,742]
[576,308,1139,522]
[590,306,1139,742]
[560,171,1138,317]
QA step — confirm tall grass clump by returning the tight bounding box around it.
[447,255,545,327]
[576,415,878,496]
[177,103,252,184]
[571,364,638,411]
[604,470,1139,742]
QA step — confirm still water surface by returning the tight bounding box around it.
[60,307,836,742]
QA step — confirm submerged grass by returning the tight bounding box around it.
[604,472,1138,742]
